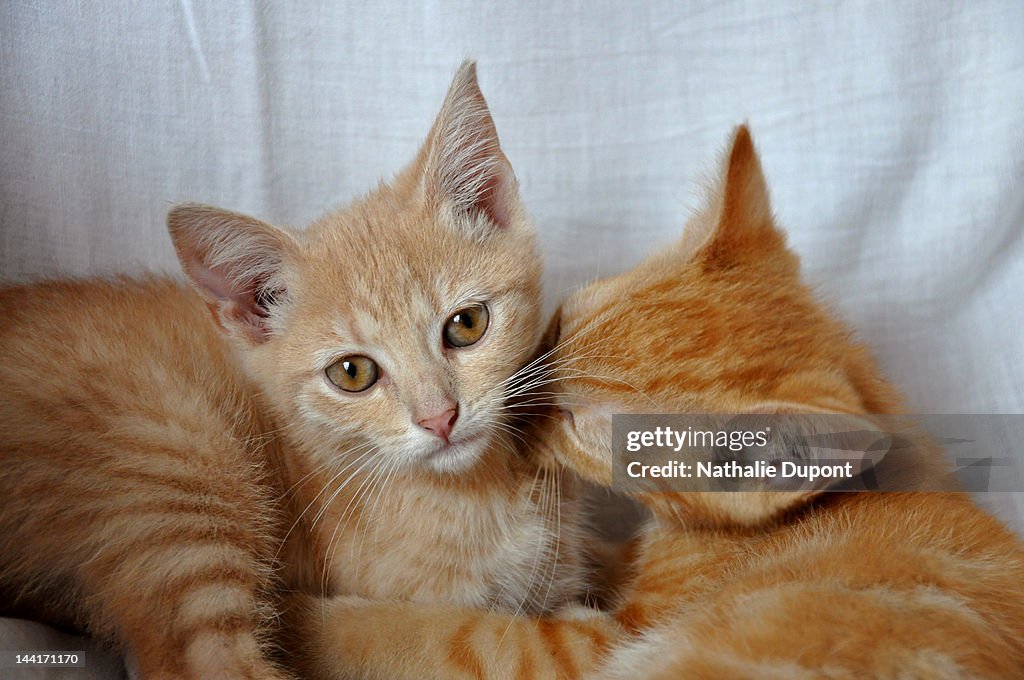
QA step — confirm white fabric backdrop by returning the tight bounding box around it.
[2,1,1022,673]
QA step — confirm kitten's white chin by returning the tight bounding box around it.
[423,431,491,474]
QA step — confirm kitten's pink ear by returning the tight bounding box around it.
[685,125,785,263]
[419,61,520,231]
[167,204,293,344]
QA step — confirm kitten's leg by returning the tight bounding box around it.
[1,429,291,679]
[85,442,290,680]
[280,594,623,680]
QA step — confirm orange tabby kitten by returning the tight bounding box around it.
[291,126,1024,679]
[0,62,586,679]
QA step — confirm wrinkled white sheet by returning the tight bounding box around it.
[2,1,1022,675]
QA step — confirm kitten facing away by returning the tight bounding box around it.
[0,62,587,679]
[292,127,1024,680]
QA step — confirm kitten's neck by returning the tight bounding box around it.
[275,426,535,593]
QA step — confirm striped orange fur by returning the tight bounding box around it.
[0,278,289,679]
[0,62,588,678]
[293,126,1024,679]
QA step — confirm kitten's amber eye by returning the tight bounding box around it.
[443,304,490,348]
[325,355,379,392]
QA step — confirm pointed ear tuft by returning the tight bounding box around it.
[167,204,292,344]
[691,125,781,264]
[720,125,771,230]
[420,60,519,231]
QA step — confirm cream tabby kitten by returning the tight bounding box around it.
[0,62,586,679]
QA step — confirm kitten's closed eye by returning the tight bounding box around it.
[326,355,379,392]
[443,304,489,348]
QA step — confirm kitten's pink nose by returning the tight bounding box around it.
[418,407,459,442]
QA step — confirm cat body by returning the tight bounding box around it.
[0,276,287,679]
[297,126,1024,679]
[0,62,586,679]
[603,492,1023,679]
